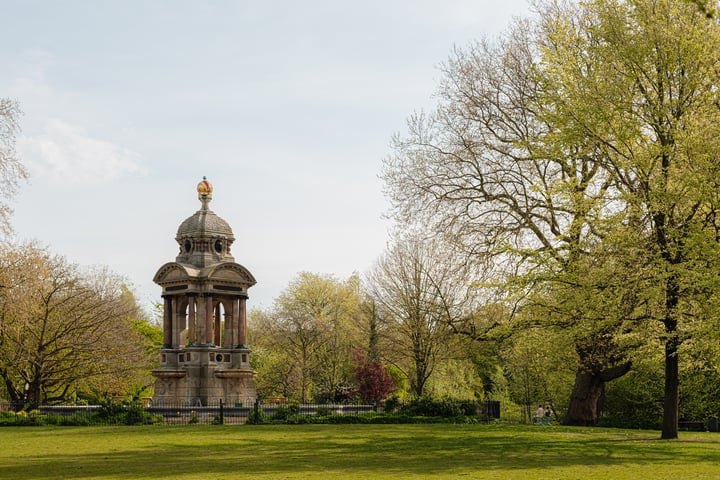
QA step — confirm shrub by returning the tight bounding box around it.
[0,411,16,420]
[285,414,315,424]
[0,411,19,426]
[273,405,290,420]
[353,351,396,403]
[61,412,92,426]
[125,404,154,425]
[601,366,663,430]
[383,396,401,413]
[44,412,92,426]
[247,407,268,424]
[400,397,478,417]
[188,411,199,425]
[96,399,124,420]
[93,400,155,425]
[151,414,165,424]
[287,403,300,416]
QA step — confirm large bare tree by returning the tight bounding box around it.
[367,235,473,397]
[382,14,633,422]
[0,243,148,409]
[0,98,27,237]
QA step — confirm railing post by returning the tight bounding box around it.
[219,398,224,425]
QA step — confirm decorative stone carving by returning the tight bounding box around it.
[152,178,257,406]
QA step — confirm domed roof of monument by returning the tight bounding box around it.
[176,210,234,238]
[175,177,235,240]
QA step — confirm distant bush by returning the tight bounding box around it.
[93,400,156,425]
[383,396,401,413]
[284,414,315,424]
[0,411,16,421]
[126,404,155,425]
[0,410,20,426]
[272,405,290,421]
[400,397,478,417]
[0,410,44,426]
[44,412,93,426]
[242,410,485,426]
[247,407,269,424]
[601,365,663,430]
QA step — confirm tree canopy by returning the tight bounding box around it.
[382,0,720,438]
[0,242,154,408]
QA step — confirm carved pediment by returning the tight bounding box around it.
[204,262,257,287]
[154,262,200,285]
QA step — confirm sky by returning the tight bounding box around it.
[1,0,532,314]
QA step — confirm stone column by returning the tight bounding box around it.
[238,297,247,346]
[170,296,187,348]
[223,299,235,348]
[214,303,221,346]
[174,299,187,347]
[162,296,172,348]
[196,295,206,343]
[188,295,196,345]
[205,294,214,344]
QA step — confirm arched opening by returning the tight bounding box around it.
[214,300,226,346]
[184,297,198,346]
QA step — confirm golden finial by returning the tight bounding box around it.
[197,176,213,196]
[197,176,213,210]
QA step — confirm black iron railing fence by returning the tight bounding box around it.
[0,399,502,426]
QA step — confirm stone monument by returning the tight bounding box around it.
[151,177,257,406]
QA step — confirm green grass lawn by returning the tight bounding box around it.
[1,424,719,480]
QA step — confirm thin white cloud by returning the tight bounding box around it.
[17,119,146,186]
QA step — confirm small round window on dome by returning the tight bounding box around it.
[214,239,223,253]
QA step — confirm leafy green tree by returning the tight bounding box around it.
[500,328,576,423]
[249,272,362,403]
[383,0,720,437]
[359,296,383,364]
[538,0,720,438]
[527,232,658,425]
[123,292,163,400]
[601,351,665,429]
[247,308,296,400]
[424,357,486,400]
[685,0,717,16]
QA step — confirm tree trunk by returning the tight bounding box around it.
[661,339,679,439]
[564,370,605,426]
[563,363,631,426]
[661,278,680,440]
[411,366,427,397]
[2,373,22,410]
[26,379,42,410]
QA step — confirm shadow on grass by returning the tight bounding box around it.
[2,425,719,479]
